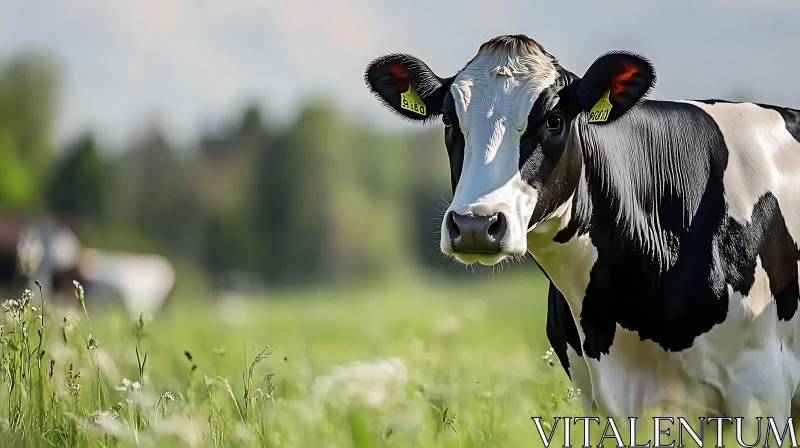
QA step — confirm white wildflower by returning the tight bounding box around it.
[95,349,121,384]
[21,289,32,308]
[49,342,77,364]
[91,411,125,437]
[409,339,425,357]
[542,347,555,368]
[561,387,582,404]
[217,295,249,327]
[152,416,204,447]
[233,422,256,443]
[122,378,132,388]
[270,431,281,446]
[286,399,325,424]
[2,299,18,314]
[436,315,462,335]
[463,299,486,321]
[312,357,408,408]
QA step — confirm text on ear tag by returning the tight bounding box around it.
[588,90,613,123]
[400,85,427,116]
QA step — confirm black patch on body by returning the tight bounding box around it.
[553,100,800,359]
[718,193,800,321]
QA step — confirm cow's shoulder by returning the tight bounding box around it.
[578,97,800,359]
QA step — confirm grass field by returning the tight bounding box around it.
[0,269,591,447]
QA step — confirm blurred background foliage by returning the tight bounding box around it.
[0,50,507,303]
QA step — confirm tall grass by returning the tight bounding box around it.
[0,273,585,447]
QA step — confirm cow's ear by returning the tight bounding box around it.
[364,53,453,123]
[574,51,656,124]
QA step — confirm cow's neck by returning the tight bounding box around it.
[526,167,596,322]
[527,104,725,356]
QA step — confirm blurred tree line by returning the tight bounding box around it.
[0,51,479,293]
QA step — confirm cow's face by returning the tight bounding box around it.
[365,35,655,266]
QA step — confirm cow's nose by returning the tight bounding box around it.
[446,211,507,253]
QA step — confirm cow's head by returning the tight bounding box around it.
[365,35,655,266]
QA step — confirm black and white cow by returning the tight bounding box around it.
[365,35,800,424]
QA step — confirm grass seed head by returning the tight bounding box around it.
[73,280,85,307]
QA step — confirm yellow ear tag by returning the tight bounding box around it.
[588,90,613,123]
[400,85,427,116]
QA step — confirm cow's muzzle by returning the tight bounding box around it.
[445,209,508,254]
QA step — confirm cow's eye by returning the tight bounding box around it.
[442,115,451,128]
[546,116,562,132]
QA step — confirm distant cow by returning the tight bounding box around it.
[364,35,800,425]
[0,213,85,301]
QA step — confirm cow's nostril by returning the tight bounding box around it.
[488,213,507,240]
[446,211,461,241]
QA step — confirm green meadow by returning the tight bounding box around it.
[0,271,596,447]
[2,272,775,448]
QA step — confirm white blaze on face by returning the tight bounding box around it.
[440,42,558,264]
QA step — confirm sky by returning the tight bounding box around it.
[1,0,799,149]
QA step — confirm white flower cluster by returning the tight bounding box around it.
[561,387,582,404]
[114,378,141,392]
[2,289,35,320]
[542,347,555,367]
[311,357,408,408]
